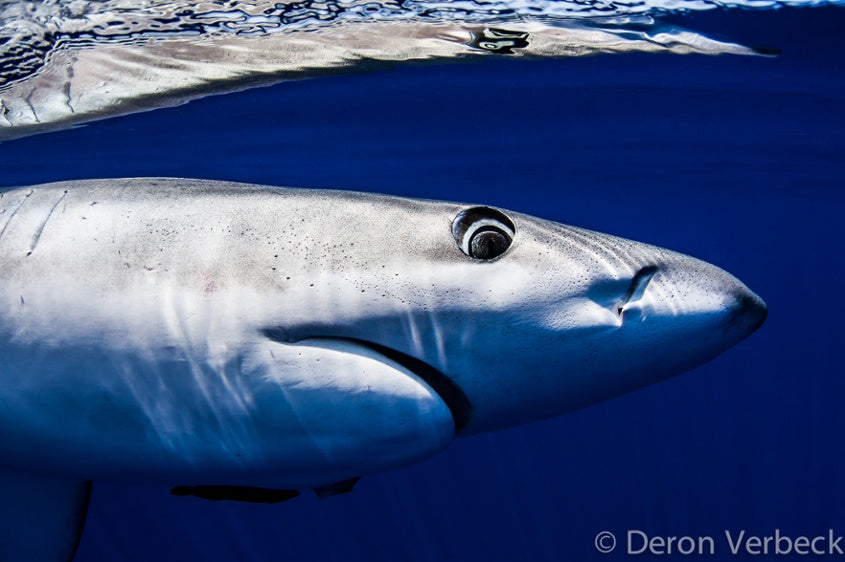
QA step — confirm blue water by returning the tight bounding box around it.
[1,6,843,561]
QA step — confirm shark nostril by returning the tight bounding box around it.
[617,265,659,315]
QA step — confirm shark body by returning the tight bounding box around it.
[0,178,766,560]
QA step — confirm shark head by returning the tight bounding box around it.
[267,195,767,434]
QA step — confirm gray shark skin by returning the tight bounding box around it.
[0,0,764,141]
[0,178,766,560]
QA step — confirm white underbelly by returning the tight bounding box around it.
[0,336,453,489]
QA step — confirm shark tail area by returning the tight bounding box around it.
[0,466,91,561]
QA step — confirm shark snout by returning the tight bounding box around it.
[728,289,768,338]
[605,253,767,354]
[643,255,767,351]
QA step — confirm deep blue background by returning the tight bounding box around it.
[1,6,843,560]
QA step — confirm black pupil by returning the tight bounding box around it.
[469,227,510,259]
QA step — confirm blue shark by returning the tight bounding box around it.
[0,0,766,141]
[0,178,766,560]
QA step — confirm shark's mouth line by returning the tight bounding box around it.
[261,328,472,433]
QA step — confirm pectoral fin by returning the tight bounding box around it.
[313,476,360,498]
[170,485,300,503]
[0,467,91,562]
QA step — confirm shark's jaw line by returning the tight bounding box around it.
[261,328,474,434]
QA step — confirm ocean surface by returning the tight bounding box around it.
[1,4,844,561]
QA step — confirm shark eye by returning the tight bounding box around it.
[452,207,516,260]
